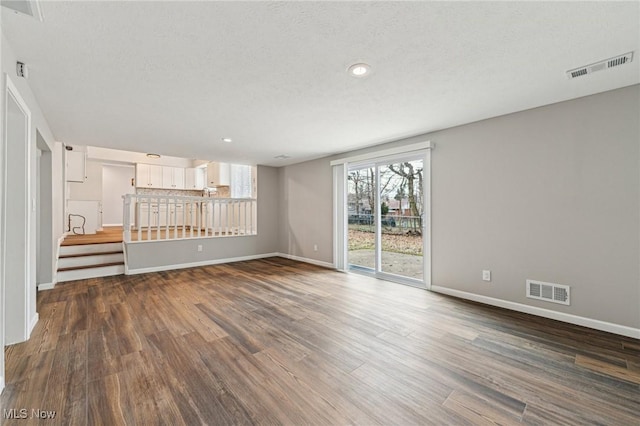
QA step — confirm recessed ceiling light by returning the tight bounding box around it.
[146,153,161,159]
[274,154,291,160]
[222,137,233,143]
[348,63,371,77]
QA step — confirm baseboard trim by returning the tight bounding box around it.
[276,253,334,269]
[431,285,640,339]
[125,253,280,275]
[28,313,39,338]
[37,282,55,291]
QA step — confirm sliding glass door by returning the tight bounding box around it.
[347,165,376,272]
[347,152,428,287]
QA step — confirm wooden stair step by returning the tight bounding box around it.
[57,261,125,272]
[61,238,123,246]
[58,250,123,259]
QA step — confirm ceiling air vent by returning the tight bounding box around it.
[1,0,43,21]
[566,52,634,79]
[526,280,570,305]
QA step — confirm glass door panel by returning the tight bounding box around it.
[379,159,424,281]
[347,166,376,272]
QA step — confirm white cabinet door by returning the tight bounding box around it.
[162,167,185,189]
[173,168,185,189]
[207,162,230,187]
[66,151,86,182]
[170,204,184,227]
[135,164,148,188]
[136,164,163,188]
[138,207,151,227]
[185,168,205,190]
[149,165,163,188]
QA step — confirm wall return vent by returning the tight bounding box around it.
[566,52,634,79]
[526,280,570,305]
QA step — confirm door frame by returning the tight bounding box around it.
[332,140,432,289]
[0,73,37,394]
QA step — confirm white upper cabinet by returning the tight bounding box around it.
[185,167,205,190]
[136,163,163,188]
[207,162,230,187]
[66,151,86,182]
[162,166,185,189]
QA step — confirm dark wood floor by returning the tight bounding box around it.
[2,258,639,425]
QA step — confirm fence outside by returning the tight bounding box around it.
[122,194,257,242]
[348,213,423,234]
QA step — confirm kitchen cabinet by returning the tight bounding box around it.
[138,203,188,228]
[66,151,86,182]
[171,203,184,226]
[138,204,167,228]
[162,167,185,189]
[207,162,230,187]
[185,168,206,190]
[136,164,163,188]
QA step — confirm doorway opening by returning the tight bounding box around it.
[36,131,54,290]
[102,164,135,226]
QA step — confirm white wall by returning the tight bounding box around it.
[1,32,62,391]
[278,158,333,263]
[67,159,102,201]
[278,85,640,332]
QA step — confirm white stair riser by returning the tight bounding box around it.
[57,264,125,283]
[58,253,124,269]
[59,242,123,256]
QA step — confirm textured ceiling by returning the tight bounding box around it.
[2,1,639,166]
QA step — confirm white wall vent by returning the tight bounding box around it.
[566,52,634,79]
[526,280,570,305]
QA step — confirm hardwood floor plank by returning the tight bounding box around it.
[442,389,526,425]
[40,331,87,425]
[575,354,640,384]
[3,258,638,425]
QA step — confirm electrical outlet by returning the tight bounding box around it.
[482,270,491,281]
[313,244,318,252]
[197,244,203,252]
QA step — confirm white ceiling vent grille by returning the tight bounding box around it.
[1,1,43,21]
[526,280,570,305]
[566,52,634,79]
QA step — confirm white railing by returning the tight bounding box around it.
[122,194,257,243]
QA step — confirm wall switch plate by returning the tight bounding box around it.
[197,245,203,252]
[313,244,318,252]
[482,270,491,281]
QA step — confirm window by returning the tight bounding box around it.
[230,164,253,198]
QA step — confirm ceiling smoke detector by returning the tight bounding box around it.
[566,52,634,79]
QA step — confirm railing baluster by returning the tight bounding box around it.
[146,198,151,241]
[164,198,169,240]
[122,194,257,242]
[244,201,248,235]
[188,202,192,238]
